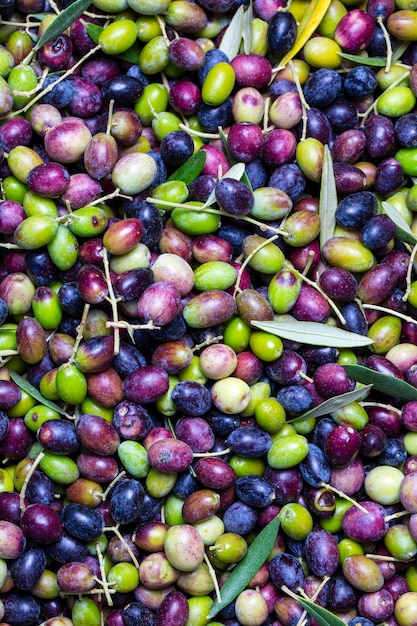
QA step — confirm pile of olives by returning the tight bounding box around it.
[3,0,417,625]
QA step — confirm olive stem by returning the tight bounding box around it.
[233,234,279,298]
[0,243,24,249]
[160,505,166,525]
[178,123,221,140]
[101,470,126,500]
[106,99,115,136]
[156,15,171,46]
[19,452,45,512]
[320,482,369,514]
[95,542,114,607]
[377,16,393,73]
[359,67,410,123]
[301,250,315,277]
[384,509,411,523]
[263,96,271,134]
[193,448,232,457]
[203,552,222,604]
[48,0,61,14]
[289,60,309,141]
[110,524,141,570]
[294,269,346,326]
[69,303,90,363]
[359,401,401,415]
[402,241,417,302]
[101,248,121,355]
[365,553,410,562]
[362,303,417,326]
[192,335,224,352]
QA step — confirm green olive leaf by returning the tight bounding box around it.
[35,0,93,50]
[9,370,71,417]
[207,514,281,619]
[204,162,246,207]
[288,384,373,424]
[243,2,253,55]
[343,364,417,401]
[85,23,102,44]
[282,587,348,626]
[250,320,374,348]
[319,145,337,251]
[382,201,417,245]
[167,150,207,185]
[219,4,244,61]
[0,325,17,332]
[337,52,388,66]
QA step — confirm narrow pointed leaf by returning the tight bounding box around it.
[278,0,333,67]
[167,150,206,185]
[251,320,374,348]
[338,52,388,66]
[243,3,253,55]
[207,514,280,619]
[288,384,373,423]
[85,23,102,44]
[204,162,246,207]
[343,364,417,401]
[35,0,92,49]
[283,590,348,626]
[9,370,70,417]
[219,5,244,61]
[382,201,417,245]
[319,145,337,250]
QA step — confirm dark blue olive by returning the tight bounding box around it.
[245,157,267,189]
[0,410,8,440]
[305,107,332,144]
[25,249,59,286]
[10,545,47,590]
[101,75,144,105]
[41,76,74,108]
[222,501,258,535]
[197,98,232,133]
[37,419,79,455]
[360,214,396,250]
[348,618,375,626]
[269,552,305,592]
[276,385,313,415]
[335,191,378,229]
[299,347,338,376]
[188,174,216,202]
[113,342,147,378]
[160,130,194,169]
[126,64,149,87]
[171,381,212,416]
[2,592,41,626]
[217,600,237,620]
[395,113,417,148]
[61,503,104,541]
[135,492,164,524]
[324,98,359,133]
[235,475,276,508]
[270,78,298,99]
[227,426,272,458]
[110,478,144,525]
[123,601,156,626]
[286,537,306,557]
[206,411,240,437]
[27,353,56,389]
[327,573,359,611]
[376,437,407,466]
[305,527,340,577]
[215,177,254,216]
[218,223,252,256]
[340,302,368,336]
[0,297,7,325]
[46,530,88,564]
[172,471,199,499]
[198,48,230,85]
[131,201,164,250]
[344,66,378,99]
[58,281,85,316]
[299,443,331,487]
[313,417,338,450]
[57,315,81,337]
[25,471,55,505]
[147,314,187,342]
[148,151,167,188]
[268,163,306,202]
[367,24,395,57]
[374,157,404,198]
[267,11,297,55]
[303,68,343,108]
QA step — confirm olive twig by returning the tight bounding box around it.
[294,269,346,326]
[109,524,141,570]
[101,471,126,501]
[101,248,121,355]
[320,482,369,514]
[193,448,231,457]
[178,123,221,139]
[363,303,417,326]
[359,67,410,123]
[233,234,279,298]
[19,451,45,512]
[377,15,393,73]
[192,335,224,352]
[384,509,411,523]
[359,401,401,415]
[69,303,90,363]
[365,553,411,562]
[402,241,417,302]
[263,96,271,134]
[96,542,115,607]
[288,60,310,142]
[48,0,61,14]
[203,552,222,604]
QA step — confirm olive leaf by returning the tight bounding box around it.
[288,384,373,424]
[250,320,374,348]
[337,52,388,66]
[277,0,333,68]
[243,2,253,56]
[35,0,93,50]
[219,4,244,61]
[9,370,70,417]
[204,162,246,207]
[343,364,417,401]
[282,587,348,626]
[382,200,417,245]
[319,145,337,251]
[207,514,281,619]
[167,150,207,185]
[85,23,102,44]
